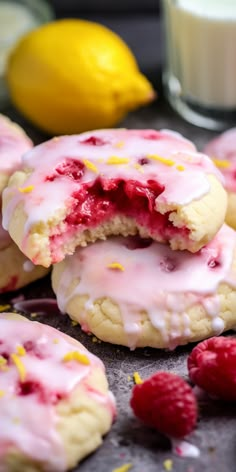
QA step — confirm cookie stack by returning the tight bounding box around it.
[0,114,48,292]
[3,128,236,351]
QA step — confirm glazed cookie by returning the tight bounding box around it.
[204,128,236,230]
[0,113,32,193]
[0,222,48,292]
[0,313,115,471]
[2,129,227,267]
[52,224,236,350]
[0,115,48,291]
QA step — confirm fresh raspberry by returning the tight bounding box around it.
[130,371,197,438]
[188,336,236,401]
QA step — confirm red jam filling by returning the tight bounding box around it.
[79,136,108,146]
[17,380,65,404]
[47,158,190,256]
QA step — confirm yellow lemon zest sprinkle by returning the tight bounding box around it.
[0,304,10,312]
[92,336,98,343]
[11,354,26,382]
[114,141,125,148]
[147,154,175,166]
[16,345,26,356]
[0,356,7,367]
[127,375,131,381]
[107,262,125,271]
[112,464,133,472]
[107,156,129,165]
[83,159,99,173]
[30,313,37,318]
[212,158,231,169]
[176,164,185,171]
[53,338,59,344]
[71,320,78,327]
[0,390,5,398]
[133,163,144,173]
[63,351,90,365]
[133,371,143,385]
[18,185,34,193]
[163,459,173,471]
[13,417,20,424]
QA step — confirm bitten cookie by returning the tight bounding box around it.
[0,114,48,291]
[2,128,227,267]
[204,128,236,230]
[0,313,115,471]
[52,224,236,350]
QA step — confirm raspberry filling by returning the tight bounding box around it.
[47,158,190,258]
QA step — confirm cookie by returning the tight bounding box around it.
[204,128,236,230]
[0,313,115,471]
[52,224,236,350]
[0,115,48,291]
[2,129,227,268]
[0,113,32,194]
[0,223,49,293]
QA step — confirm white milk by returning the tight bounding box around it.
[165,0,236,108]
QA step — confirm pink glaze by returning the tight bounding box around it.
[204,128,236,193]
[54,224,236,350]
[2,129,223,264]
[0,114,32,177]
[0,317,115,470]
[0,115,32,250]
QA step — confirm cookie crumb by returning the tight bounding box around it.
[71,320,78,326]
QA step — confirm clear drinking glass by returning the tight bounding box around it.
[0,0,54,108]
[161,0,236,130]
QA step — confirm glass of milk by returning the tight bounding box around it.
[0,0,54,108]
[162,0,236,130]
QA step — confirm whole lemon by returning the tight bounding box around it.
[7,19,155,135]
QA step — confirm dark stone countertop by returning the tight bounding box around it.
[1,98,236,472]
